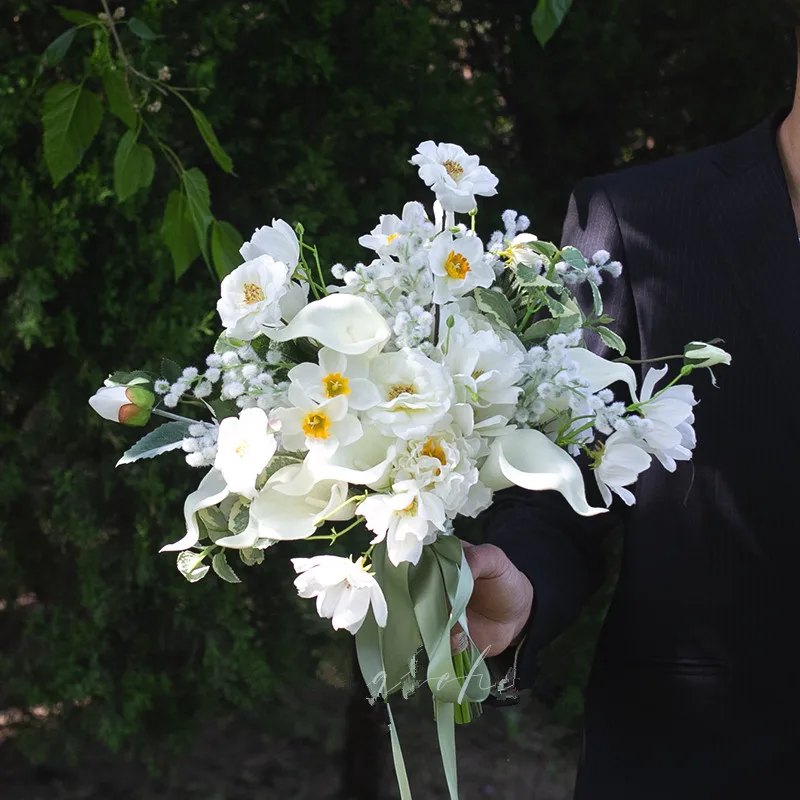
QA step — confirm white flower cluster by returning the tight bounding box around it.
[181,421,219,468]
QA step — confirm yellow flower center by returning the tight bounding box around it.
[388,383,417,400]
[401,498,418,516]
[442,159,464,180]
[387,233,400,243]
[420,439,447,466]
[471,369,484,380]
[243,282,265,305]
[322,372,350,399]
[444,250,470,280]
[302,411,331,439]
[235,441,249,458]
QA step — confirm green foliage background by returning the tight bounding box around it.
[0,0,795,766]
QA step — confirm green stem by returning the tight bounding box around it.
[152,408,197,424]
[626,365,692,413]
[615,354,684,365]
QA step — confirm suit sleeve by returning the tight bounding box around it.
[483,177,639,689]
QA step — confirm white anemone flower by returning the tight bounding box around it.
[292,555,388,634]
[287,347,381,411]
[213,407,277,499]
[411,141,498,213]
[159,468,230,552]
[358,201,435,257]
[429,233,493,305]
[217,255,290,341]
[274,390,362,456]
[507,233,544,269]
[366,349,454,439]
[240,218,300,269]
[358,486,446,566]
[593,430,652,507]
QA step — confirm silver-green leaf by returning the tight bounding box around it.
[177,551,210,583]
[212,552,242,584]
[116,421,191,466]
[560,245,587,272]
[473,287,516,329]
[596,325,627,356]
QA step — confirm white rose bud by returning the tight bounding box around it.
[683,341,732,369]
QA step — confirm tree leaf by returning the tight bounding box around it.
[40,28,77,71]
[181,168,213,264]
[191,109,234,174]
[42,82,103,185]
[596,325,627,356]
[177,551,210,583]
[212,552,242,584]
[162,190,201,280]
[473,287,516,329]
[531,0,574,47]
[56,7,99,25]
[116,421,191,466]
[113,131,155,202]
[103,68,138,129]
[211,220,243,280]
[128,18,159,40]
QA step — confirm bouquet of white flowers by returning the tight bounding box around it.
[89,142,730,799]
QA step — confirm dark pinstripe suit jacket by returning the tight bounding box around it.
[486,113,800,798]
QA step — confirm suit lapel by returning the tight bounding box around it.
[705,114,800,378]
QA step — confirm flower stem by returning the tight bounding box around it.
[152,408,197,424]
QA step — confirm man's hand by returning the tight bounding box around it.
[450,541,534,657]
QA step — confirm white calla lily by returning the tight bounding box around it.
[159,468,230,552]
[569,348,638,399]
[480,428,605,517]
[265,293,391,356]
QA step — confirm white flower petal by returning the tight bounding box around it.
[160,468,230,552]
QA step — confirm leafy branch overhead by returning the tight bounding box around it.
[38,3,242,283]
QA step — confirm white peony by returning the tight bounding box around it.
[366,349,454,439]
[410,141,498,213]
[217,255,291,341]
[292,555,388,634]
[429,233,493,305]
[213,407,277,498]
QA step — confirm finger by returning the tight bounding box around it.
[463,542,514,582]
[450,624,468,654]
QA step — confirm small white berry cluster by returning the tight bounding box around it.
[555,249,623,289]
[181,422,219,468]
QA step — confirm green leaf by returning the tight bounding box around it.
[212,552,242,584]
[515,263,555,289]
[208,398,240,421]
[56,7,99,25]
[589,281,603,317]
[177,551,210,583]
[116,421,191,466]
[239,548,265,567]
[198,506,229,537]
[103,68,138,129]
[113,131,155,202]
[106,369,153,386]
[162,190,200,280]
[532,0,574,47]
[211,220,243,280]
[191,109,234,174]
[181,168,213,264]
[596,325,627,356]
[42,82,103,185]
[227,498,250,535]
[521,317,560,343]
[560,245,587,272]
[473,288,516,329]
[40,28,77,71]
[128,18,159,40]
[527,240,560,260]
[159,357,183,383]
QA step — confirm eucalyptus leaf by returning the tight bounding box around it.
[532,0,574,47]
[177,551,210,583]
[473,287,516,329]
[40,28,77,71]
[161,190,200,279]
[596,325,627,356]
[212,552,242,584]
[103,68,138,129]
[128,18,159,40]
[211,220,243,279]
[116,421,191,466]
[191,109,234,174]
[42,82,103,185]
[113,131,155,202]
